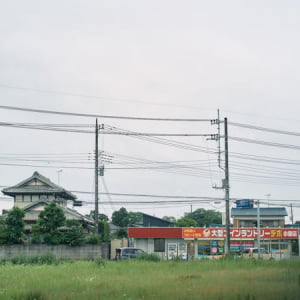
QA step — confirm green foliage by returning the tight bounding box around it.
[43,229,63,245]
[162,216,176,224]
[112,208,142,227]
[1,259,300,299]
[63,220,85,246]
[5,206,25,244]
[136,252,160,262]
[113,228,128,239]
[14,290,47,300]
[176,216,198,227]
[187,208,222,227]
[30,224,42,244]
[85,233,100,244]
[93,257,107,267]
[0,216,7,244]
[10,253,58,265]
[111,207,129,227]
[86,211,109,222]
[127,212,142,226]
[37,202,66,245]
[98,220,110,242]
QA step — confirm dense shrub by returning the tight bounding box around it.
[85,233,100,244]
[64,220,85,246]
[10,253,59,265]
[136,252,161,262]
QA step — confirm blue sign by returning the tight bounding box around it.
[236,199,253,209]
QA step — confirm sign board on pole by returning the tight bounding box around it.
[236,199,253,209]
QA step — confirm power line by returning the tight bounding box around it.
[0,105,211,122]
[230,136,300,150]
[229,121,300,137]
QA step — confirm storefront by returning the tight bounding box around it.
[128,227,299,260]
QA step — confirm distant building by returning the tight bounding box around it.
[2,171,77,208]
[134,213,175,227]
[231,207,287,228]
[1,171,94,231]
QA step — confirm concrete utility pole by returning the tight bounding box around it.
[95,119,99,233]
[211,115,231,255]
[224,117,231,255]
[290,203,294,224]
[257,199,261,258]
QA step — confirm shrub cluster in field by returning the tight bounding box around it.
[136,252,161,262]
[0,253,59,265]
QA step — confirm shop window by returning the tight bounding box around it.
[154,238,165,252]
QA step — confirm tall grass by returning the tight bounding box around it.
[0,259,299,299]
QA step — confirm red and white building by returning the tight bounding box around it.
[128,227,299,260]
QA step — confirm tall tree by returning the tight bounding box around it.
[187,208,222,227]
[176,216,198,227]
[5,206,25,244]
[86,210,109,222]
[111,207,129,227]
[37,202,66,245]
[64,220,85,246]
[112,207,142,227]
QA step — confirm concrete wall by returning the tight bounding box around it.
[0,244,110,260]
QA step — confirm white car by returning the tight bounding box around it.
[242,248,272,260]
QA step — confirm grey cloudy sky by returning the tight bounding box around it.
[1,1,300,222]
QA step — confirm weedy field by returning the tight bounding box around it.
[0,256,299,300]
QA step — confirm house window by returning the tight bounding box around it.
[154,238,165,252]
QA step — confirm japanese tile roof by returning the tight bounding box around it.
[231,207,287,217]
[2,171,76,200]
[22,201,94,224]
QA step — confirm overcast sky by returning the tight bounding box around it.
[1,1,300,222]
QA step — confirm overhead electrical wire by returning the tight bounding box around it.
[0,105,212,122]
[229,121,300,137]
[230,136,300,150]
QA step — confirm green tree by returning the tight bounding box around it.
[113,228,128,239]
[0,216,7,244]
[176,216,198,227]
[187,208,222,227]
[30,223,42,244]
[98,220,110,242]
[163,216,176,224]
[64,220,85,246]
[111,207,129,227]
[86,210,109,222]
[112,208,142,227]
[37,202,66,245]
[128,212,142,226]
[5,206,25,244]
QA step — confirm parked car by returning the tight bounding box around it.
[242,248,272,260]
[115,247,145,260]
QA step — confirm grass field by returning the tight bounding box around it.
[0,258,299,300]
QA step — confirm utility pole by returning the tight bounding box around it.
[211,115,231,255]
[224,117,231,255]
[290,204,294,224]
[95,119,99,233]
[257,199,261,258]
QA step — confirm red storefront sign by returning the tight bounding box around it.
[128,227,182,238]
[129,227,298,239]
[183,228,299,239]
